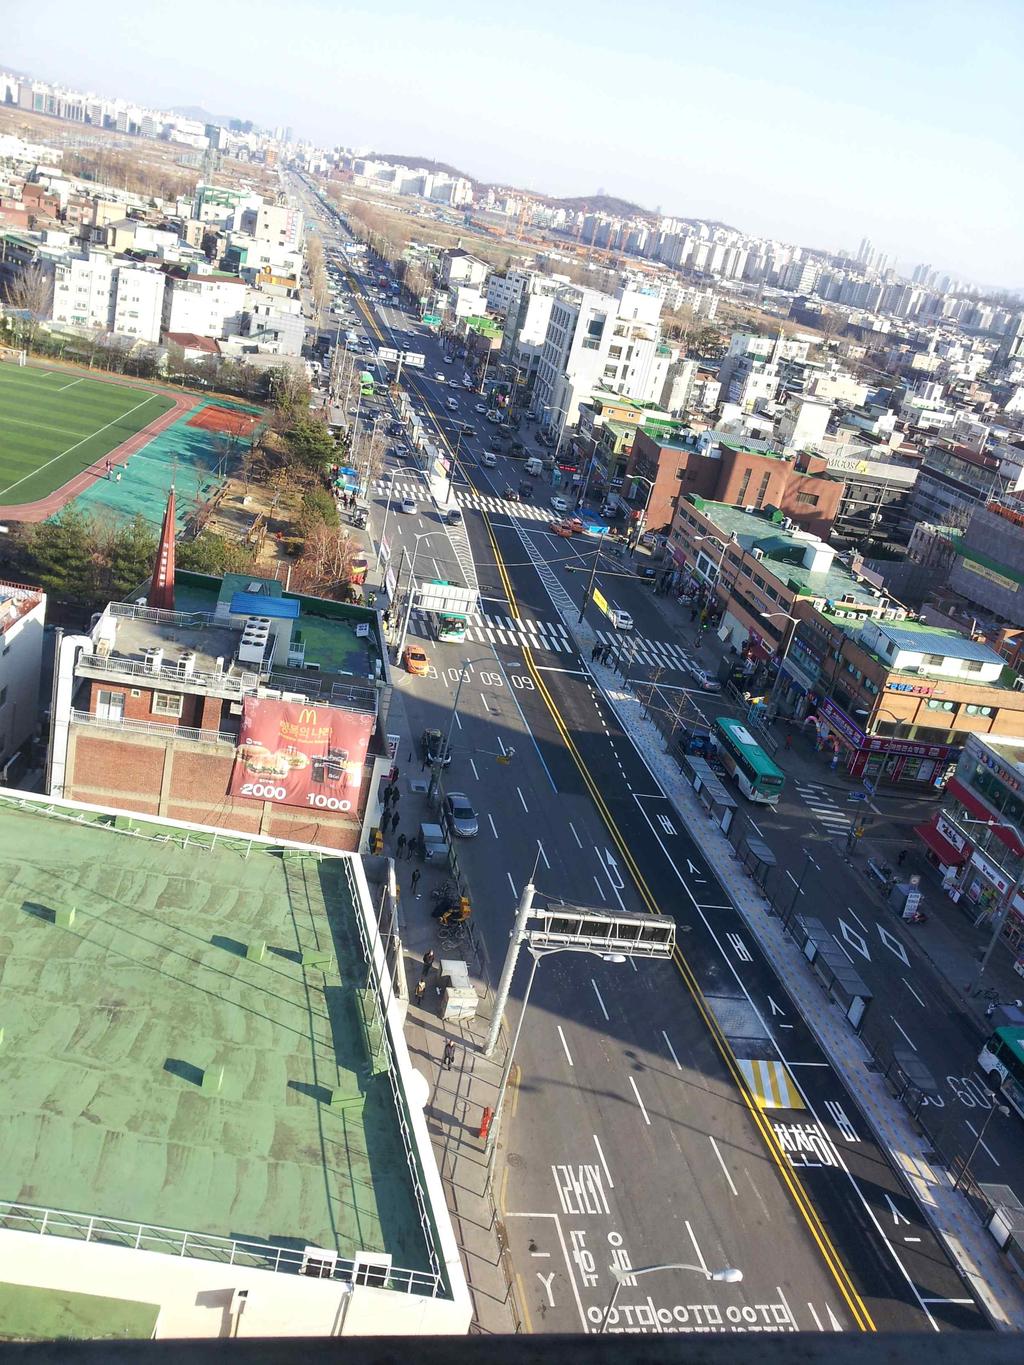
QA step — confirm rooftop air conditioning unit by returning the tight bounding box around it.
[142,646,163,674]
[179,651,197,676]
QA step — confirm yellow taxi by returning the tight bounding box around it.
[403,644,430,676]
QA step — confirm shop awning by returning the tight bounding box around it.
[914,821,968,868]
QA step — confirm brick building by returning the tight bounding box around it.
[630,430,843,538]
[49,572,392,851]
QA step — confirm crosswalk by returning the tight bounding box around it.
[410,609,576,653]
[592,627,695,674]
[375,478,559,524]
[793,780,851,836]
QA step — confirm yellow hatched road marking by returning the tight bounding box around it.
[738,1058,806,1111]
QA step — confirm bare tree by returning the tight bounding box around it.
[4,264,53,353]
[293,524,360,598]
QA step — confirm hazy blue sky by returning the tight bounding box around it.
[7,0,1022,285]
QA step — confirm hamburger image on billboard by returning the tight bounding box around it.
[231,698,374,811]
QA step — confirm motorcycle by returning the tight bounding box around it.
[902,909,927,924]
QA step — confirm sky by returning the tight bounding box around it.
[6,0,1023,287]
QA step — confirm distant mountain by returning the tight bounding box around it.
[374,152,470,180]
[547,192,649,217]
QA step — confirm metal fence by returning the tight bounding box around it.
[0,1199,439,1296]
[70,709,235,747]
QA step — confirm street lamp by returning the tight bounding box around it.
[394,530,450,662]
[761,610,800,710]
[577,529,609,624]
[626,473,655,550]
[599,1260,743,1333]
[955,1101,1009,1188]
[428,658,471,801]
[376,471,396,569]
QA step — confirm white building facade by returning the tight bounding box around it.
[0,581,46,768]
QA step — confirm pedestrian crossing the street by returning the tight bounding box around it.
[592,628,695,674]
[409,609,576,654]
[793,780,851,836]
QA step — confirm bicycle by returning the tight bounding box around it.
[438,917,470,947]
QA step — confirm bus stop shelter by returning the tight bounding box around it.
[683,756,737,834]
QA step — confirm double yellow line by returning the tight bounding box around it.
[480,509,875,1333]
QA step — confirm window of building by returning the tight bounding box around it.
[964,660,984,673]
[925,699,955,712]
[152,691,183,718]
[964,705,993,717]
[736,469,752,504]
[0,686,6,707]
[795,491,819,506]
[754,472,771,509]
[925,654,945,666]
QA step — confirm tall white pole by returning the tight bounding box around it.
[483,879,535,1057]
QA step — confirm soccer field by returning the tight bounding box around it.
[0,364,177,507]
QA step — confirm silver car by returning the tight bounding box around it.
[444,792,479,838]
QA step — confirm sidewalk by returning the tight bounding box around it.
[381,687,520,1335]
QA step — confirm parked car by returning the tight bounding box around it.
[686,662,722,692]
[443,792,479,838]
[636,565,657,580]
[475,403,488,414]
[403,645,430,676]
[419,727,452,767]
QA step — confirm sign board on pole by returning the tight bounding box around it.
[593,587,609,616]
[418,581,478,615]
[377,347,398,362]
[422,314,442,326]
[385,566,397,598]
[403,352,426,369]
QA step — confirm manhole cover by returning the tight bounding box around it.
[705,994,770,1040]
[505,1151,525,1169]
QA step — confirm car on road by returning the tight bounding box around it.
[443,792,479,838]
[481,452,498,467]
[486,410,504,424]
[435,372,446,382]
[551,495,571,513]
[419,727,452,767]
[635,564,657,580]
[402,644,430,676]
[609,609,633,630]
[401,497,418,514]
[475,403,488,414]
[549,517,583,537]
[446,397,459,411]
[686,662,722,691]
[444,355,453,364]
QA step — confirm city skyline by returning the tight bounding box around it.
[5,0,1022,288]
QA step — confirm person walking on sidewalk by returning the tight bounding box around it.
[784,733,793,751]
[591,642,600,662]
[415,977,426,1005]
[897,848,908,867]
[442,1039,456,1071]
[422,948,435,979]
[411,867,422,898]
[396,832,407,859]
[390,810,400,836]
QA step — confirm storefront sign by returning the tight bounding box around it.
[975,744,1023,793]
[865,736,955,759]
[936,815,968,852]
[887,681,934,696]
[818,698,866,749]
[969,849,1011,897]
[961,558,1019,593]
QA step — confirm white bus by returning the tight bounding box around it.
[978,1026,1024,1120]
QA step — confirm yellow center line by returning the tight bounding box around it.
[479,506,875,1334]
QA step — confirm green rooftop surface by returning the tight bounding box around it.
[0,1282,159,1341]
[695,500,881,606]
[0,801,429,1276]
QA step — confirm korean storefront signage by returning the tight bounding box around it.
[818,698,866,748]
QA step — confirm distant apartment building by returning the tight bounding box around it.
[0,580,46,770]
[51,249,116,332]
[910,439,1024,527]
[111,262,166,342]
[947,498,1024,625]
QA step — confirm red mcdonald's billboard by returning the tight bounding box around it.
[230,698,374,813]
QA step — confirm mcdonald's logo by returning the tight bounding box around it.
[298,708,318,725]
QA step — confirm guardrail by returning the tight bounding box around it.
[78,653,254,698]
[108,602,216,629]
[70,709,236,747]
[0,1199,440,1296]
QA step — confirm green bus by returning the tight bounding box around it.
[359,370,375,396]
[978,1026,1024,1120]
[712,716,786,805]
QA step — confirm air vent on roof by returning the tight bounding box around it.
[142,646,163,674]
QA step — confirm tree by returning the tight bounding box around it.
[285,414,336,473]
[177,532,255,577]
[299,487,339,536]
[4,263,53,354]
[27,510,98,602]
[293,524,360,599]
[268,363,311,416]
[105,515,158,599]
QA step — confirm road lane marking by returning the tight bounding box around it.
[902,977,926,1007]
[662,1030,682,1069]
[517,786,529,813]
[685,1220,708,1273]
[591,978,609,1020]
[489,813,499,838]
[628,1076,651,1125]
[592,876,606,900]
[536,839,550,869]
[593,1134,615,1189]
[470,759,479,781]
[557,1025,574,1067]
[507,871,517,895]
[892,1019,917,1052]
[964,1119,999,1166]
[569,822,583,848]
[709,1135,738,1195]
[737,1058,806,1110]
[807,1301,824,1331]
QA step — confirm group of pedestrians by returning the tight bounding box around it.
[416,950,458,1069]
[590,641,616,665]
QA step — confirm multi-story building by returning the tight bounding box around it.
[241,287,305,356]
[162,266,247,339]
[910,439,1024,527]
[0,580,46,772]
[437,248,489,290]
[947,498,1024,624]
[50,566,394,853]
[50,249,116,331]
[111,261,166,342]
[915,735,1024,962]
[823,449,918,545]
[534,285,669,439]
[239,200,303,252]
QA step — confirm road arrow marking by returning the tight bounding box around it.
[884,1192,911,1226]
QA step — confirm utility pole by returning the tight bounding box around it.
[483,878,536,1058]
[578,530,607,624]
[428,659,470,801]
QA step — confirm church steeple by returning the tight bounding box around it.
[148,487,176,611]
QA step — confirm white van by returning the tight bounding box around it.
[524,457,543,476]
[481,452,498,467]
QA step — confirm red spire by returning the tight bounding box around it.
[148,487,176,611]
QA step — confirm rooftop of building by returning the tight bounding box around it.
[690,501,883,606]
[86,572,384,709]
[0,795,431,1279]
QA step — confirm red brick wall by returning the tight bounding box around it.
[86,680,206,728]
